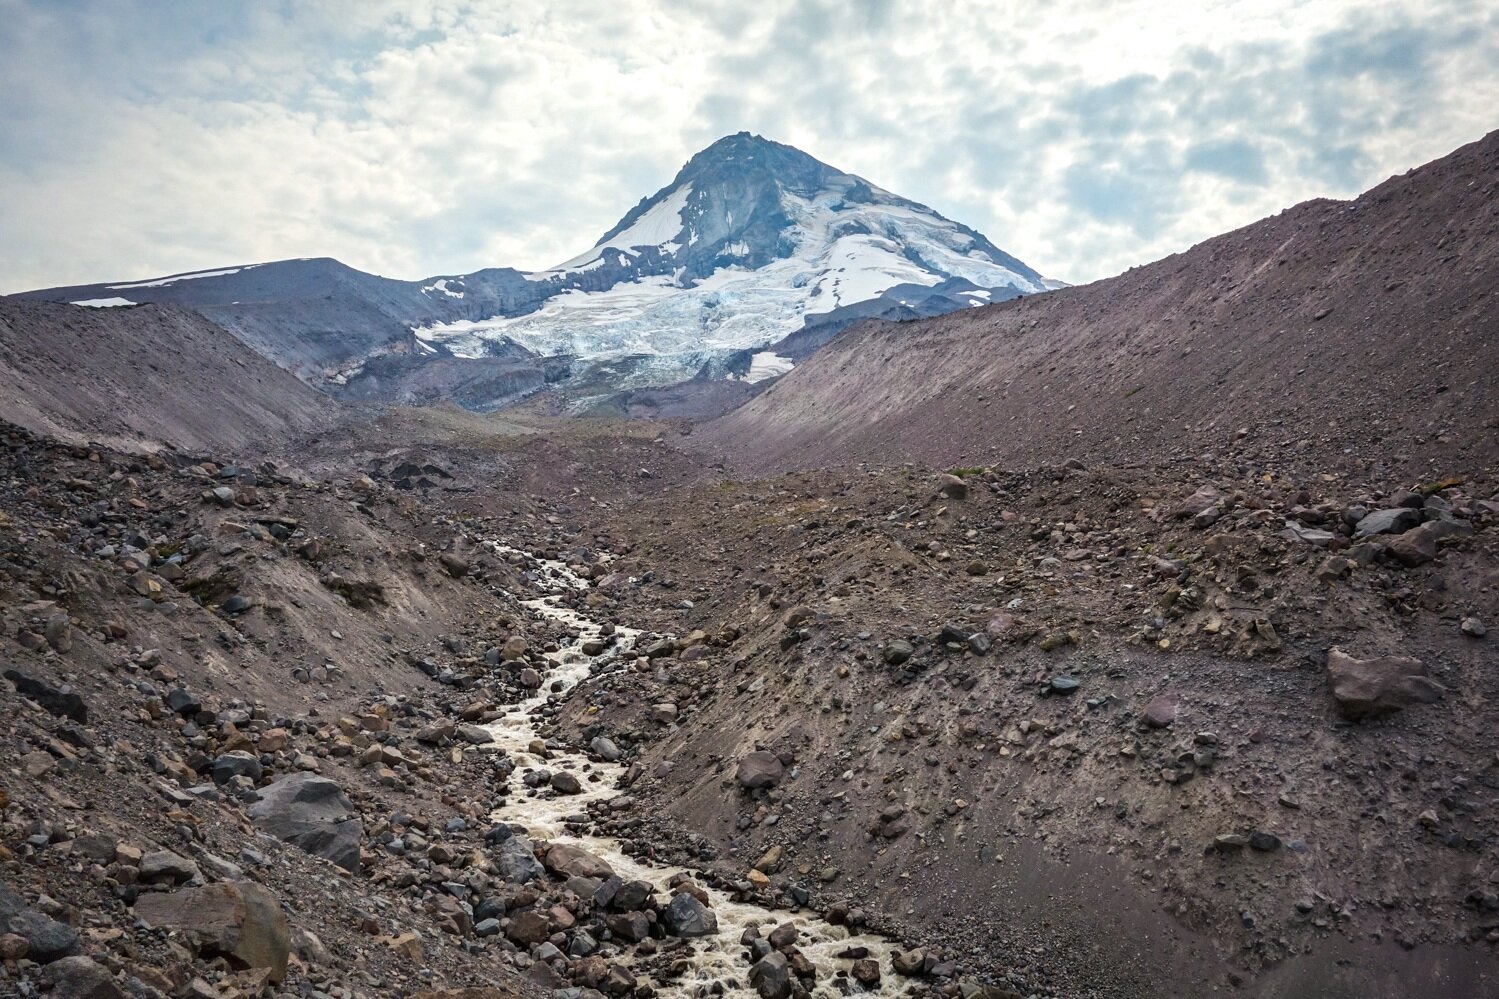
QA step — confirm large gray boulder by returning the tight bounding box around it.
[0,880,78,963]
[493,833,545,884]
[661,891,718,937]
[247,773,362,871]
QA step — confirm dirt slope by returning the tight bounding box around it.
[701,130,1499,479]
[0,299,332,452]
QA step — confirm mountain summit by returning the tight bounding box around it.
[419,133,1050,378]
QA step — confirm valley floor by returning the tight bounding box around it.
[2,406,1496,999]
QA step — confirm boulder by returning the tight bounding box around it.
[936,473,968,499]
[493,834,545,884]
[590,736,622,761]
[1386,523,1440,566]
[134,882,289,982]
[1281,521,1336,547]
[1326,648,1444,719]
[211,751,263,785]
[42,955,125,999]
[246,773,362,871]
[749,950,792,999]
[1172,485,1221,519]
[505,910,551,946]
[735,751,785,790]
[1353,507,1422,538]
[139,850,201,886]
[1142,695,1177,729]
[883,640,914,666]
[3,668,87,723]
[661,891,717,937]
[0,880,78,963]
[544,843,615,880]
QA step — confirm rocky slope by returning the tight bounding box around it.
[700,130,1499,480]
[0,299,333,452]
[543,452,1499,999]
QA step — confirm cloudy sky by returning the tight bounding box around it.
[1,0,1496,292]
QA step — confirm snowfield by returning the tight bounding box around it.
[416,172,1046,379]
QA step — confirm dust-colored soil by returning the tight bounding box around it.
[0,299,333,453]
[700,130,1499,481]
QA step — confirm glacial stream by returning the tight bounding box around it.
[482,544,902,999]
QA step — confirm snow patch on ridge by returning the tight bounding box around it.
[108,265,261,290]
[421,278,465,299]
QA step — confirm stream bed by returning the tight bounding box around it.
[483,543,903,999]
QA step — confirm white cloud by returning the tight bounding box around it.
[0,0,1495,291]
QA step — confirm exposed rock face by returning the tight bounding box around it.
[1326,648,1444,719]
[247,773,363,871]
[134,882,291,982]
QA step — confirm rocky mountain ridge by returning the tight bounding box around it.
[16,134,1051,411]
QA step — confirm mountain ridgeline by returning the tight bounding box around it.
[15,133,1052,412]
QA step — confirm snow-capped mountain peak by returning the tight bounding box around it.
[424,133,1050,374]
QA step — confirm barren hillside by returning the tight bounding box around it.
[0,299,332,452]
[702,131,1499,479]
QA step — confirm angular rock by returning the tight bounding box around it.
[1326,648,1444,719]
[661,891,717,937]
[749,950,792,999]
[544,843,615,880]
[551,771,583,794]
[134,882,290,982]
[1386,523,1440,566]
[211,751,263,785]
[139,850,201,886]
[0,880,78,963]
[1353,507,1422,538]
[246,772,362,872]
[3,668,87,723]
[605,911,648,942]
[883,640,914,666]
[1282,521,1336,547]
[1172,485,1222,519]
[494,835,545,884]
